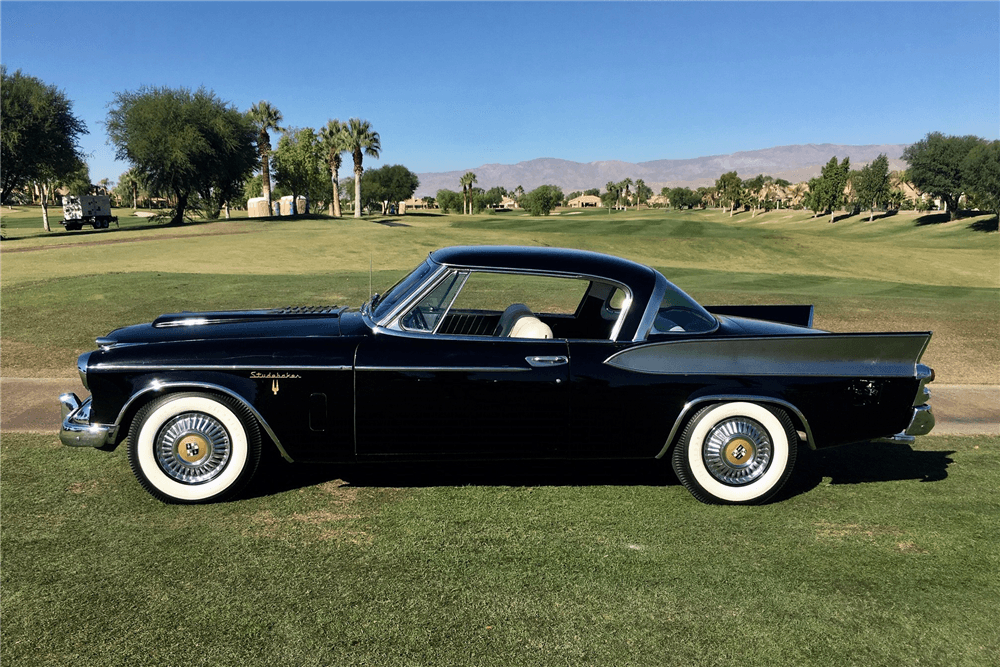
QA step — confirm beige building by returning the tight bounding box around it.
[567,194,602,208]
[499,196,520,209]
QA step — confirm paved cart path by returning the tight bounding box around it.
[2,377,997,437]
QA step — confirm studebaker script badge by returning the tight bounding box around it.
[249,371,302,395]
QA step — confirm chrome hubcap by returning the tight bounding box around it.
[702,417,772,485]
[155,412,231,484]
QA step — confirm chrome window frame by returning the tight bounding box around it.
[398,270,471,335]
[365,261,635,342]
[632,273,719,341]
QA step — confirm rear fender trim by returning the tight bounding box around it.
[114,381,292,462]
[656,394,816,458]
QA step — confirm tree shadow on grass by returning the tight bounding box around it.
[914,212,952,226]
[968,215,998,233]
[780,441,955,501]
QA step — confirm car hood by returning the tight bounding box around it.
[97,307,349,347]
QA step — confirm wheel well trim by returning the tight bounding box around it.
[113,381,292,462]
[655,394,815,459]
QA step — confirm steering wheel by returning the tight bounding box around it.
[405,307,429,331]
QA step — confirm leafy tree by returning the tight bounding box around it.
[522,185,563,216]
[61,161,93,197]
[272,127,325,215]
[812,157,851,223]
[421,195,436,208]
[343,118,381,218]
[1,67,89,213]
[584,188,600,197]
[319,119,346,217]
[668,187,698,210]
[854,154,891,221]
[566,191,582,202]
[361,164,419,213]
[107,86,257,225]
[605,181,620,210]
[903,131,986,221]
[962,140,1000,221]
[436,189,463,213]
[481,186,506,210]
[249,101,283,215]
[715,171,742,216]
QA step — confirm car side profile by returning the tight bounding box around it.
[60,245,935,505]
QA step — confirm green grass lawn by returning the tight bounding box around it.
[2,206,998,665]
[2,433,997,666]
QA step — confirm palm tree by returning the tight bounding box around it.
[788,182,808,208]
[460,172,478,214]
[514,185,524,207]
[635,179,646,208]
[342,118,381,218]
[319,119,346,217]
[620,178,633,210]
[605,181,619,210]
[249,101,283,216]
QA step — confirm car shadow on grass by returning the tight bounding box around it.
[245,456,677,500]
[248,441,955,502]
[780,441,955,500]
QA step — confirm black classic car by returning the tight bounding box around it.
[60,246,935,505]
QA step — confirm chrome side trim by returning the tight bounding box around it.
[655,395,816,458]
[525,356,569,367]
[90,364,352,372]
[355,365,530,373]
[113,381,293,462]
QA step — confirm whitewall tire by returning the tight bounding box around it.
[672,401,798,505]
[128,393,261,504]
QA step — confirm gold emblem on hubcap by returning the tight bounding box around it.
[177,434,209,464]
[724,437,756,466]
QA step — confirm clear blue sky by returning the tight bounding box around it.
[3,1,998,183]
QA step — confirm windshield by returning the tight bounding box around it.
[372,259,438,321]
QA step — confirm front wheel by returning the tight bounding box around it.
[127,393,261,503]
[672,402,798,505]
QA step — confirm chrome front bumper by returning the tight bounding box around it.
[59,393,115,448]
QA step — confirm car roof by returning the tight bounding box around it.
[429,245,659,289]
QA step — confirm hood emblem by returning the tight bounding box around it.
[272,380,280,395]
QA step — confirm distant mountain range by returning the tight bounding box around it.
[413,143,909,197]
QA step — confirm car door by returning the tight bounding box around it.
[354,334,570,459]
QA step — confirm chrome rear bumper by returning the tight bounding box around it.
[59,393,115,448]
[880,366,935,444]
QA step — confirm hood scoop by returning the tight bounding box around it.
[153,306,344,328]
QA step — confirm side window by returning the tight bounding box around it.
[449,272,589,314]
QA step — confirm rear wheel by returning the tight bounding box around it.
[127,393,261,504]
[672,401,798,505]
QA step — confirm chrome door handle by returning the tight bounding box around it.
[526,355,568,367]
